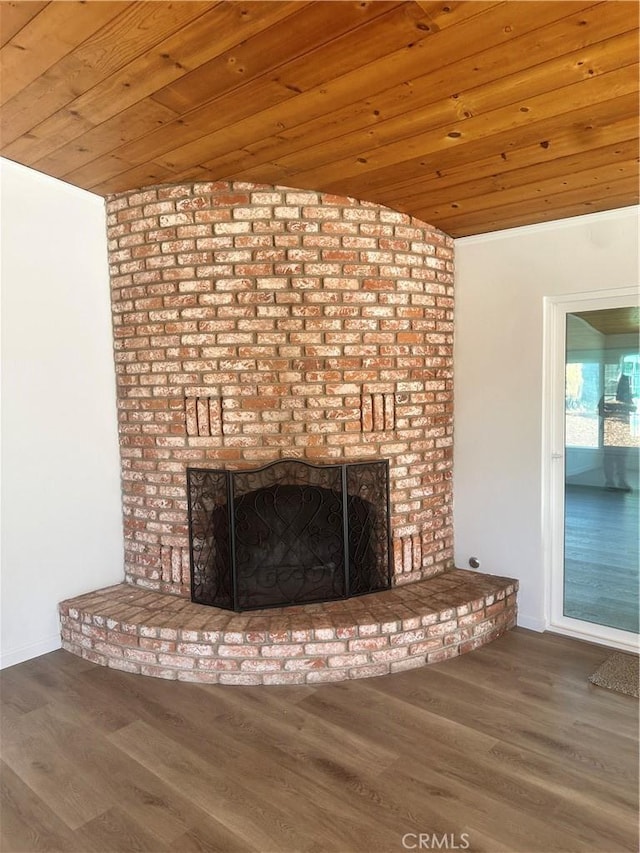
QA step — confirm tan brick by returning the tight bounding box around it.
[157,654,196,669]
[409,638,443,655]
[140,665,179,679]
[349,663,390,679]
[348,637,389,652]
[390,656,426,673]
[177,671,220,683]
[218,673,263,685]
[390,629,426,647]
[123,648,157,664]
[262,672,306,685]
[196,658,239,671]
[218,645,260,658]
[304,642,348,656]
[107,658,141,674]
[176,642,214,656]
[313,627,336,641]
[305,669,349,684]
[371,647,409,663]
[427,646,459,663]
[327,654,370,668]
[261,644,305,658]
[240,659,283,672]
[486,599,507,617]
[284,658,326,671]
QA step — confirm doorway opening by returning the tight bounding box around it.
[546,291,639,650]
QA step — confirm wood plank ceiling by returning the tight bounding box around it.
[0,0,638,237]
[574,306,640,337]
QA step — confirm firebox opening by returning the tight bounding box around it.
[187,459,392,611]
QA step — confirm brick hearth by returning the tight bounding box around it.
[60,570,517,685]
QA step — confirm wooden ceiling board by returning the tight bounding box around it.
[148,1,402,115]
[326,99,639,200]
[432,176,639,234]
[267,65,638,187]
[230,62,638,189]
[31,99,183,180]
[188,3,638,188]
[0,1,47,48]
[90,1,454,175]
[88,160,182,199]
[66,2,419,178]
[0,0,637,237]
[0,2,128,105]
[2,2,309,165]
[87,2,592,182]
[100,3,604,198]
[0,1,214,145]
[396,94,640,220]
[424,159,638,224]
[574,307,640,337]
[389,139,639,211]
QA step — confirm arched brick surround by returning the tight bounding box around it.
[106,181,455,599]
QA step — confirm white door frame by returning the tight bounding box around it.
[543,286,639,653]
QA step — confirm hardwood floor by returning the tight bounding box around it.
[564,483,639,633]
[1,629,638,853]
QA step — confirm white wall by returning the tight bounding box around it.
[453,207,639,630]
[1,159,123,668]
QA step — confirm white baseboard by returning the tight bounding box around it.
[516,614,546,632]
[0,634,61,669]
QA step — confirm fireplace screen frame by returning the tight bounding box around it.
[186,458,392,612]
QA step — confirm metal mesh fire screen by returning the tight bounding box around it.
[186,458,392,611]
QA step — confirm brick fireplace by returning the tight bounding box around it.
[59,181,517,684]
[107,181,455,597]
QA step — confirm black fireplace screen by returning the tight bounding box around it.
[186,458,392,611]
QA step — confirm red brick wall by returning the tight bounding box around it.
[106,181,454,597]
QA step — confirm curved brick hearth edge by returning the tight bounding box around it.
[59,569,517,685]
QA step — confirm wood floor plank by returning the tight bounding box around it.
[121,680,422,852]
[395,752,636,852]
[73,806,171,853]
[416,635,637,733]
[1,729,112,831]
[362,664,637,794]
[165,817,262,853]
[0,760,85,853]
[180,697,407,850]
[108,718,352,853]
[0,653,136,734]
[8,701,198,848]
[0,628,637,853]
[99,677,401,851]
